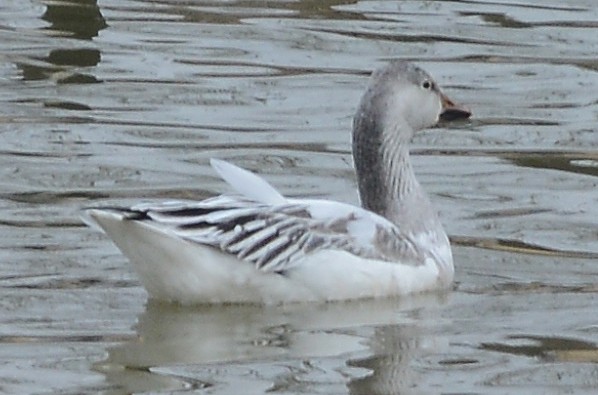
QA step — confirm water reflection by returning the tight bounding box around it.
[42,0,107,39]
[174,0,363,24]
[17,0,104,83]
[460,12,532,29]
[505,151,598,177]
[481,334,598,361]
[99,295,448,393]
[348,326,424,395]
[18,49,102,84]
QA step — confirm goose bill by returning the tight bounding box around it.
[439,92,471,122]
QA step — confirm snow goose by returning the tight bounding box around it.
[83,61,471,304]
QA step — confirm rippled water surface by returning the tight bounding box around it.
[1,0,597,394]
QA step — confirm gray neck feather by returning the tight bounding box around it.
[353,111,427,225]
[380,124,419,201]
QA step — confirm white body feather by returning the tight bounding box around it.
[87,208,447,304]
[85,156,453,304]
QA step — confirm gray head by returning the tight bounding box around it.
[354,61,470,140]
[352,61,470,218]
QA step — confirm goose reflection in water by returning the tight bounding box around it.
[98,294,449,394]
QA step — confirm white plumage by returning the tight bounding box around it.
[83,61,470,304]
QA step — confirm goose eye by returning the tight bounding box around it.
[422,80,433,90]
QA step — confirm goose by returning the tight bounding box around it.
[83,61,471,304]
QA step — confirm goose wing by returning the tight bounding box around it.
[89,159,425,272]
[126,196,425,273]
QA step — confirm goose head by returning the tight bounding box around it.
[353,61,471,141]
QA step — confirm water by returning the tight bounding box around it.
[1,0,597,393]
